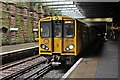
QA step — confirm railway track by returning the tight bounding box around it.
[0,55,40,70]
[0,54,83,80]
[0,55,48,80]
[16,63,52,80]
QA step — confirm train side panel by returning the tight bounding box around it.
[76,20,82,55]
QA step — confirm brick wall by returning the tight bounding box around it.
[1,1,45,45]
[8,3,16,15]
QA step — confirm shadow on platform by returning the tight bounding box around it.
[80,39,105,58]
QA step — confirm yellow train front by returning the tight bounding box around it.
[38,16,93,65]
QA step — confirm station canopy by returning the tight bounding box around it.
[40,0,85,18]
[15,0,118,25]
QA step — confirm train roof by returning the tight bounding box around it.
[76,18,87,26]
[40,16,87,26]
[40,16,75,21]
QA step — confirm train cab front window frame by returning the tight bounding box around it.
[40,21,51,38]
[64,20,75,38]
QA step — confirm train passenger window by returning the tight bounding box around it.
[54,20,62,37]
[64,21,74,37]
[40,21,51,37]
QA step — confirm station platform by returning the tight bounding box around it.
[0,42,39,64]
[65,40,118,79]
[1,42,38,53]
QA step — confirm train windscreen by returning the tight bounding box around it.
[53,20,62,37]
[40,21,51,38]
[64,20,74,37]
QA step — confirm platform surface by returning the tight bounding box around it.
[1,42,38,53]
[67,40,118,79]
[95,40,118,78]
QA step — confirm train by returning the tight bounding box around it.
[38,16,99,65]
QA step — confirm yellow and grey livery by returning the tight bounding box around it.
[38,16,96,64]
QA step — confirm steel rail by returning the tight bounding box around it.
[21,63,52,80]
[0,56,47,80]
[0,55,41,70]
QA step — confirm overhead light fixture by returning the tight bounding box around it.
[42,1,85,18]
[79,18,113,22]
[42,1,73,5]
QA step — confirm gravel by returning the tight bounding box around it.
[42,65,72,78]
[43,69,64,78]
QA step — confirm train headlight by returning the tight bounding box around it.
[41,44,49,50]
[45,47,49,50]
[69,44,74,50]
[66,47,70,51]
[66,44,74,51]
[41,44,46,49]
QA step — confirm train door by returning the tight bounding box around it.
[52,20,63,54]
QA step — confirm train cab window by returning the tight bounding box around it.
[64,21,74,37]
[40,21,51,38]
[53,20,62,37]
